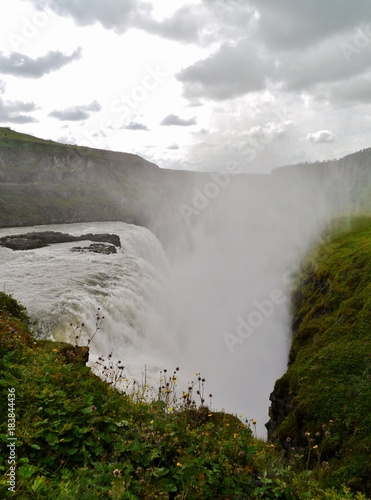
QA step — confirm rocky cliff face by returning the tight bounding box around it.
[0,131,196,234]
[0,128,370,236]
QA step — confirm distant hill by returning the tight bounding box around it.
[0,127,196,233]
[0,127,370,236]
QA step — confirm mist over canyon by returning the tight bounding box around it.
[0,128,370,436]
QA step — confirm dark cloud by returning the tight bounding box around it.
[0,48,82,78]
[306,130,336,144]
[161,114,197,126]
[122,122,149,131]
[177,39,269,100]
[49,101,101,121]
[251,0,371,50]
[21,0,371,111]
[137,6,204,43]
[29,0,151,33]
[0,93,38,124]
[319,73,371,104]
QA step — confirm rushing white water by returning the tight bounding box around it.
[0,175,354,437]
[0,222,178,383]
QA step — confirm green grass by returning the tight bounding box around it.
[271,216,371,494]
[0,217,371,498]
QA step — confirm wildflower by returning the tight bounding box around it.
[313,445,318,449]
[252,419,257,425]
[305,432,310,437]
[113,469,120,477]
[233,433,238,439]
[150,420,154,424]
[286,437,291,442]
[176,462,182,467]
[208,413,212,417]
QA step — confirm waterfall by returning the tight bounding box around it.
[0,170,359,437]
[0,222,178,383]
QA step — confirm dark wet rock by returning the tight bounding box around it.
[70,243,117,255]
[0,231,121,251]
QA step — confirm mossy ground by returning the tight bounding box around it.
[272,216,371,495]
[0,218,370,499]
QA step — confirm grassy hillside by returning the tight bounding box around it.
[0,297,366,499]
[268,216,371,494]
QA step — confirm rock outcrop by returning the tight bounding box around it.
[0,231,121,251]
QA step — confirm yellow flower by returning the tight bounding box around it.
[176,462,182,467]
[150,420,154,424]
[313,445,318,449]
[233,433,238,439]
[252,419,257,425]
[208,413,212,417]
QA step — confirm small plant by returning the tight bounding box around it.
[73,308,105,347]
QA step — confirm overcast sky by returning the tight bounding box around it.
[1,0,371,172]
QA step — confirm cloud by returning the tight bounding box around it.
[177,39,270,100]
[27,0,151,33]
[137,5,204,43]
[168,143,179,150]
[0,48,82,78]
[122,121,149,131]
[49,101,101,121]
[0,81,37,123]
[161,114,197,126]
[251,0,371,50]
[0,96,38,124]
[306,130,336,144]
